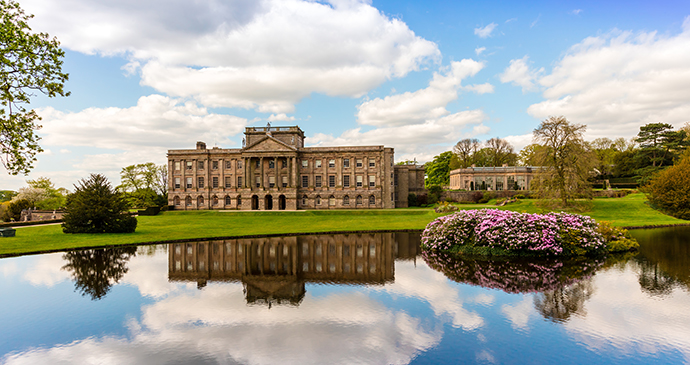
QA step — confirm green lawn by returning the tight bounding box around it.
[1,193,686,257]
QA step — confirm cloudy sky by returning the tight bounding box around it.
[3,0,690,190]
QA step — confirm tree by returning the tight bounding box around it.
[518,143,546,166]
[452,138,480,168]
[26,176,67,209]
[118,162,168,208]
[0,0,69,175]
[0,189,15,202]
[643,150,690,220]
[62,174,137,233]
[532,116,596,207]
[636,123,689,167]
[424,151,453,188]
[484,137,516,166]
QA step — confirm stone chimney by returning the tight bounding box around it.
[196,141,206,150]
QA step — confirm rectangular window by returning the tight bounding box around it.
[198,161,204,170]
[186,177,193,188]
[315,175,322,188]
[225,176,232,188]
[269,176,275,188]
[212,161,218,170]
[328,159,335,168]
[198,177,205,188]
[343,175,350,188]
[315,159,322,168]
[356,159,363,168]
[369,175,375,187]
[212,176,219,188]
[394,174,398,186]
[256,159,260,168]
[226,160,232,169]
[269,160,275,169]
[356,175,363,187]
[343,158,350,168]
[302,175,309,188]
[186,161,193,170]
[175,161,181,171]
[174,177,180,189]
[282,176,288,187]
[255,176,260,187]
[281,159,287,168]
[369,159,375,167]
[238,176,243,187]
[329,175,335,187]
[302,160,308,168]
[237,161,243,169]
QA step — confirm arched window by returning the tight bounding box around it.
[315,195,321,205]
[212,195,218,206]
[185,196,192,206]
[174,196,180,206]
[198,196,204,206]
[225,196,232,205]
[369,195,375,205]
[302,195,308,206]
[329,195,335,206]
[343,195,349,205]
[356,195,362,205]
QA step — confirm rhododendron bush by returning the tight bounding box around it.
[421,209,606,256]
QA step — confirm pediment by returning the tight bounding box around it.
[244,136,296,152]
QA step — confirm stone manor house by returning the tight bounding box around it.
[167,125,425,210]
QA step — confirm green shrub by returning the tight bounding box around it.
[643,153,690,220]
[597,221,639,252]
[434,201,458,213]
[427,185,443,204]
[62,174,138,234]
[513,194,525,199]
[478,191,496,204]
[407,193,418,207]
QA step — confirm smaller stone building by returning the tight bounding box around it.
[449,165,539,191]
[393,162,425,207]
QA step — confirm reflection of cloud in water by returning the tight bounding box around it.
[21,254,71,287]
[564,261,690,359]
[5,284,442,365]
[123,249,193,298]
[501,297,535,331]
[0,258,18,277]
[375,260,485,330]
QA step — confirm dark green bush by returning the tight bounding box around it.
[427,185,443,204]
[478,191,496,204]
[643,153,690,220]
[62,174,137,233]
[408,193,418,207]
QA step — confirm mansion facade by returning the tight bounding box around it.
[167,126,425,210]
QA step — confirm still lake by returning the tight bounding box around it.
[1,227,689,364]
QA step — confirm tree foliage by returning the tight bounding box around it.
[452,138,480,168]
[636,122,689,168]
[643,151,690,220]
[118,162,168,208]
[62,174,137,233]
[0,0,69,174]
[532,116,596,207]
[425,151,452,188]
[26,176,67,209]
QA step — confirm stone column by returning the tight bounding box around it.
[259,157,264,189]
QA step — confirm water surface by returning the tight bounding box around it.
[1,228,689,364]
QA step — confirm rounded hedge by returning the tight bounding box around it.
[422,209,607,256]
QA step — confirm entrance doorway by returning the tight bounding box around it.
[278,195,286,210]
[251,195,259,210]
[265,195,273,210]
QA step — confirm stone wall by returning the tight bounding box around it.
[20,210,65,222]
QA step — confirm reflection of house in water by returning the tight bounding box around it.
[168,232,421,306]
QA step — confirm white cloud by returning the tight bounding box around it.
[503,133,534,152]
[38,95,247,151]
[463,83,494,94]
[59,149,71,154]
[570,9,583,15]
[475,47,486,55]
[267,113,296,122]
[21,254,71,288]
[499,56,544,92]
[474,23,498,38]
[23,0,440,113]
[527,19,690,139]
[501,297,535,330]
[357,59,486,127]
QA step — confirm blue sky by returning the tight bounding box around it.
[3,0,690,190]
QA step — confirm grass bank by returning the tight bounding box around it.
[1,193,686,257]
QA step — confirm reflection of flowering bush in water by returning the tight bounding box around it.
[422,250,604,294]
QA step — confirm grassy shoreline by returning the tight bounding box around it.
[1,193,686,257]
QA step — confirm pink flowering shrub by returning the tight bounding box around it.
[421,209,606,256]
